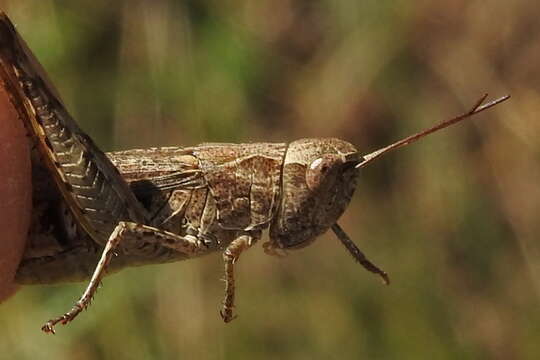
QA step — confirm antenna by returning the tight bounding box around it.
[356,94,510,169]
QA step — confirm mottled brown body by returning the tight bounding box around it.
[19,143,289,284]
[0,13,508,333]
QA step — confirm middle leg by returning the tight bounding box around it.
[220,231,260,322]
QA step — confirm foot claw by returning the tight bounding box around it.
[220,309,238,323]
[41,304,84,334]
[41,322,56,334]
[380,272,390,285]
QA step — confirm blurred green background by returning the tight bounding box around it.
[1,1,538,359]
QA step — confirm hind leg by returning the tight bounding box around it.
[41,221,205,334]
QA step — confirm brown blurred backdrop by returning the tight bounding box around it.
[0,1,538,359]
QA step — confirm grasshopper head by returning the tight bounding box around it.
[265,94,509,252]
[264,94,508,285]
[268,138,361,250]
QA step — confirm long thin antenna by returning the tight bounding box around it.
[356,94,510,169]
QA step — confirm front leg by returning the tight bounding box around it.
[41,222,206,334]
[220,231,260,322]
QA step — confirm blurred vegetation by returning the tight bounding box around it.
[1,0,538,359]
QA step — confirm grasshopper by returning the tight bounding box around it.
[0,13,509,334]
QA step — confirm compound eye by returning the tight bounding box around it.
[305,154,341,191]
